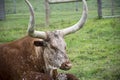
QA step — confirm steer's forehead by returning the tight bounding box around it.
[46,30,62,38]
[46,31,66,48]
[46,31,64,42]
[47,30,63,41]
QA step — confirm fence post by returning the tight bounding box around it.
[13,0,16,14]
[45,0,50,27]
[97,0,102,19]
[111,0,114,16]
[0,0,5,20]
[76,0,79,11]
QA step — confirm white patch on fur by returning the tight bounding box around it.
[35,47,40,57]
[57,73,67,80]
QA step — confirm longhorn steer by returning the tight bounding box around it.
[0,0,88,80]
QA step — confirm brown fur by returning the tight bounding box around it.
[0,36,45,80]
[22,71,52,80]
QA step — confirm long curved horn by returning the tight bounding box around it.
[60,0,88,36]
[25,0,47,39]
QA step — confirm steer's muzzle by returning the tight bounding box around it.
[60,61,72,70]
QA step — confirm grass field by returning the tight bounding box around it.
[1,0,120,80]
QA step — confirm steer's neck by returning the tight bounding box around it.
[44,68,58,79]
[52,69,58,80]
[34,46,46,73]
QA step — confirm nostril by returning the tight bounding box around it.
[65,63,72,70]
[65,61,72,67]
[66,63,72,67]
[60,62,72,70]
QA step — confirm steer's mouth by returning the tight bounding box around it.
[60,62,72,70]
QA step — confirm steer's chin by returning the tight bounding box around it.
[60,66,71,71]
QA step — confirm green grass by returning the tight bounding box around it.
[65,18,120,80]
[1,0,120,80]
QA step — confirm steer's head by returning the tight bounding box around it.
[25,0,88,72]
[33,30,71,71]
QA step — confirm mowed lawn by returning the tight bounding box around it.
[0,0,120,80]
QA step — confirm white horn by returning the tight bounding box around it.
[60,0,88,36]
[25,0,47,39]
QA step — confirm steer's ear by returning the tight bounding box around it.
[34,41,47,47]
